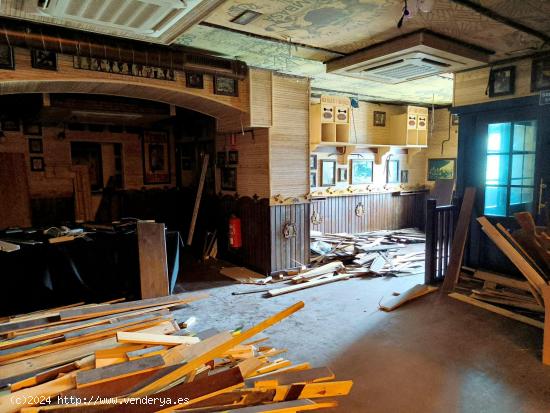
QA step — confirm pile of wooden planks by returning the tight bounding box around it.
[0,295,352,412]
[310,229,425,277]
[448,213,550,363]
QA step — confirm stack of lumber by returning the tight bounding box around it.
[310,229,425,277]
[0,296,352,412]
[448,213,550,364]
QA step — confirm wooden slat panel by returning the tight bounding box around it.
[137,222,169,299]
[0,153,31,229]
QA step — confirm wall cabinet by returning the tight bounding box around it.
[388,106,428,147]
[310,96,351,144]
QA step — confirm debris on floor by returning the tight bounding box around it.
[0,296,352,412]
[311,228,425,277]
[448,212,548,331]
[379,284,439,312]
[220,266,267,284]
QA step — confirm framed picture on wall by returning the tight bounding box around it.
[1,118,20,131]
[400,169,409,183]
[488,66,515,97]
[451,114,459,126]
[23,123,42,136]
[373,111,386,127]
[310,154,317,170]
[30,156,45,172]
[386,159,400,183]
[337,167,348,182]
[350,159,373,184]
[320,160,336,186]
[228,150,239,165]
[310,171,317,188]
[0,45,14,70]
[28,138,43,154]
[221,167,237,191]
[31,50,57,71]
[531,56,550,92]
[214,76,238,97]
[142,131,171,184]
[185,72,204,89]
[427,158,456,181]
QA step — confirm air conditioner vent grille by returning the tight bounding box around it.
[366,62,440,80]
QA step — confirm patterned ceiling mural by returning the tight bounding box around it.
[177,24,454,104]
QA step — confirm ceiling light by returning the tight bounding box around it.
[231,10,262,25]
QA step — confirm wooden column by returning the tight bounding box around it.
[137,222,169,299]
[424,199,437,285]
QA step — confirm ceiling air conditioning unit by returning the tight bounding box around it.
[326,30,492,84]
[29,0,196,39]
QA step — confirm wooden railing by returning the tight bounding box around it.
[425,199,458,285]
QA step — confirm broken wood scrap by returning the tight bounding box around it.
[267,274,353,297]
[379,284,438,311]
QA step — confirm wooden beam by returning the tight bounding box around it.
[137,221,169,299]
[268,274,351,297]
[130,302,304,397]
[473,270,531,292]
[187,154,209,246]
[116,331,199,346]
[542,285,550,365]
[448,293,543,329]
[441,187,476,292]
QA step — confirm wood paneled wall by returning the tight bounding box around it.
[453,58,535,107]
[270,203,310,273]
[249,69,272,128]
[0,153,31,228]
[215,128,270,198]
[270,75,310,199]
[310,191,426,234]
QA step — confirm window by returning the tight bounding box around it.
[483,120,537,216]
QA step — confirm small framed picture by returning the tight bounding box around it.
[214,76,238,97]
[310,171,317,188]
[427,158,456,181]
[489,66,515,97]
[386,159,400,183]
[185,72,204,89]
[28,138,43,154]
[350,159,373,184]
[400,169,409,184]
[228,150,238,165]
[221,167,237,191]
[1,118,20,131]
[531,57,550,92]
[216,151,226,167]
[451,114,459,126]
[320,159,336,187]
[310,154,317,170]
[0,45,15,70]
[373,111,386,127]
[23,123,42,136]
[30,156,45,172]
[337,167,348,182]
[31,50,58,71]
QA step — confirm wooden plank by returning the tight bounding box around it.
[0,322,176,382]
[116,331,199,346]
[130,302,304,397]
[248,366,335,388]
[267,274,351,297]
[137,221,169,299]
[218,400,337,413]
[126,345,166,360]
[187,154,209,246]
[448,293,543,329]
[379,284,438,311]
[441,187,476,292]
[76,355,165,388]
[542,285,550,365]
[272,381,353,402]
[0,153,31,228]
[161,331,234,366]
[473,270,531,292]
[59,293,207,320]
[477,217,547,295]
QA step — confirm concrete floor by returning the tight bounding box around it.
[174,259,550,413]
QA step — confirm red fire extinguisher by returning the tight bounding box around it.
[228,214,242,249]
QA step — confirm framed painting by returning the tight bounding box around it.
[350,159,373,184]
[427,158,456,181]
[31,50,57,71]
[373,111,386,127]
[531,56,550,92]
[228,150,239,165]
[30,156,45,172]
[320,160,336,187]
[142,131,170,184]
[489,66,515,97]
[386,159,400,183]
[337,167,348,182]
[221,167,237,191]
[186,72,204,89]
[0,45,14,70]
[310,154,317,170]
[310,171,317,188]
[214,76,238,97]
[28,138,43,154]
